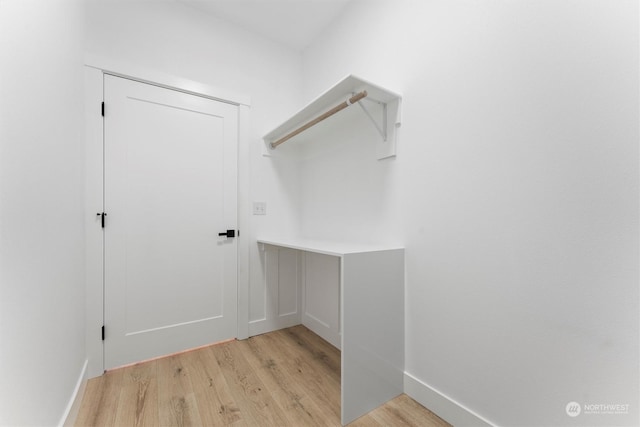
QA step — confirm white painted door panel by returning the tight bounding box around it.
[104,75,238,370]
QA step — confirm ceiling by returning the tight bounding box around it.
[177,0,353,51]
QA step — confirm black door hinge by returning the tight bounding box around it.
[101,102,105,117]
[96,212,107,228]
[101,325,105,341]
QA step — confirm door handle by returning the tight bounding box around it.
[218,229,236,238]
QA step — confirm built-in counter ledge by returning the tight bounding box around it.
[257,237,404,257]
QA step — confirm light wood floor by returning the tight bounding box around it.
[75,325,450,427]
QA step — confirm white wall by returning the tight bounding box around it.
[0,0,87,425]
[300,1,639,425]
[84,0,304,348]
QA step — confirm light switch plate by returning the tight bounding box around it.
[253,202,266,215]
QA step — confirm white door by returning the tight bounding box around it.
[103,75,238,370]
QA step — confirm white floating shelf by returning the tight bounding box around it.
[263,74,402,160]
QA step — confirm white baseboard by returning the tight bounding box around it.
[301,313,341,350]
[59,359,89,427]
[404,371,495,427]
[248,314,301,338]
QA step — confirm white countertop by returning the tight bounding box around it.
[257,237,403,257]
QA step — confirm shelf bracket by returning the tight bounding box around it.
[356,95,387,142]
[355,92,401,160]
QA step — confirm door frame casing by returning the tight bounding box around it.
[84,57,251,379]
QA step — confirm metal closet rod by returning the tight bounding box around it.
[270,90,368,149]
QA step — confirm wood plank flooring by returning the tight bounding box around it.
[75,325,450,427]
